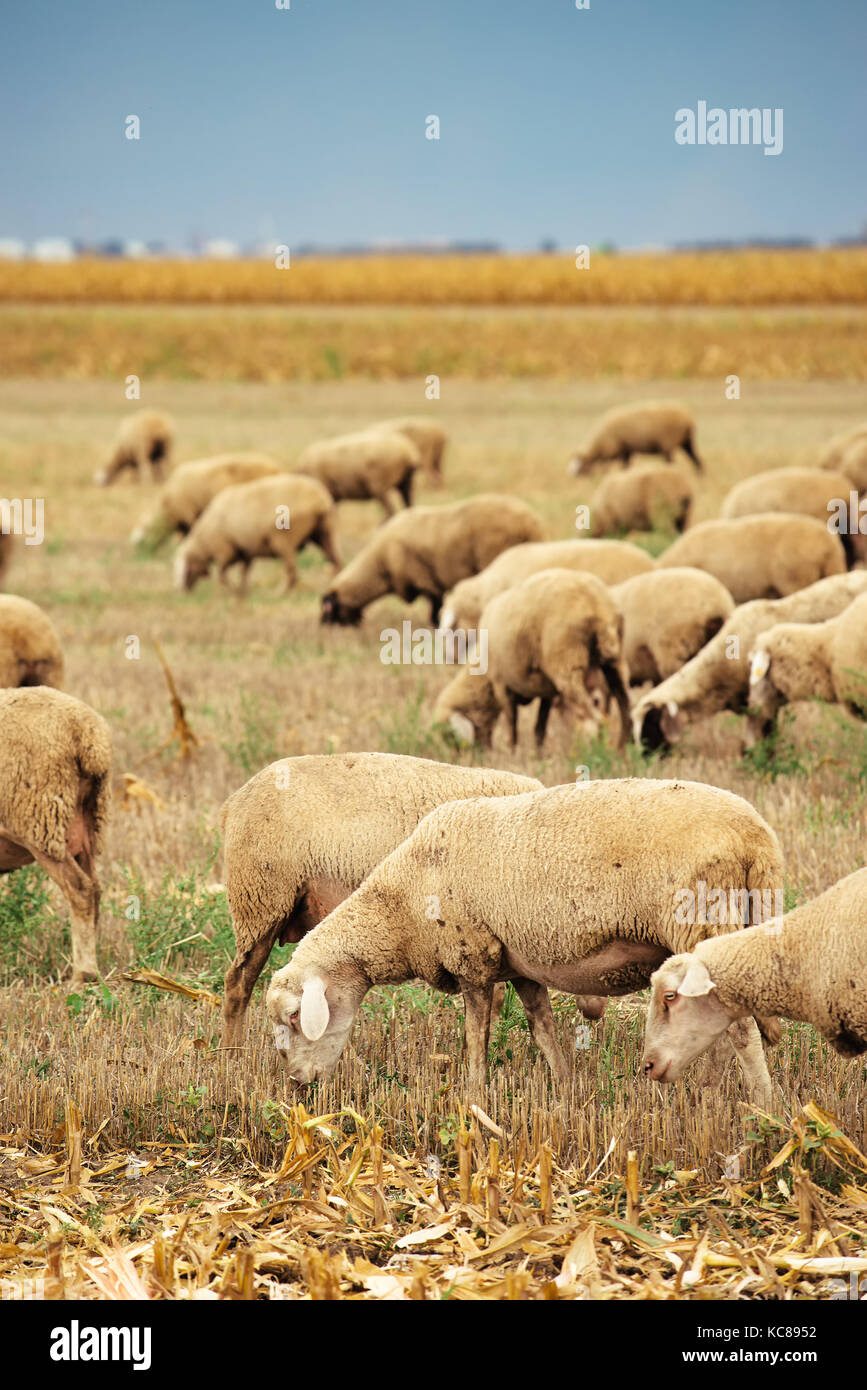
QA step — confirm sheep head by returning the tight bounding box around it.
[642,954,735,1083]
[321,592,362,626]
[634,698,682,754]
[266,962,363,1083]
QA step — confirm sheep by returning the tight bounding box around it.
[130,454,281,549]
[568,401,702,477]
[589,464,694,537]
[265,778,783,1100]
[747,589,867,739]
[0,595,65,689]
[0,687,111,988]
[0,532,12,589]
[321,494,545,627]
[174,473,340,595]
[432,569,631,750]
[295,429,423,518]
[632,571,867,752]
[440,539,654,634]
[833,435,867,494]
[720,467,863,566]
[218,751,561,1047]
[95,409,174,487]
[816,422,867,473]
[643,867,867,1092]
[656,514,846,604]
[373,417,447,482]
[611,568,735,686]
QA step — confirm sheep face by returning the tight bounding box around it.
[635,699,682,753]
[17,657,56,687]
[568,453,589,477]
[747,648,781,724]
[173,548,208,592]
[266,965,360,1083]
[642,955,734,1082]
[321,592,362,626]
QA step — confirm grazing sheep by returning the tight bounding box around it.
[833,435,867,494]
[95,409,174,487]
[720,467,863,566]
[747,590,867,738]
[440,539,654,634]
[632,571,867,751]
[0,687,111,987]
[174,473,340,595]
[295,429,423,518]
[643,868,867,1089]
[321,494,544,627]
[0,595,65,689]
[568,401,702,477]
[589,464,694,537]
[374,417,447,482]
[130,454,281,548]
[219,752,554,1046]
[611,568,735,686]
[432,569,631,750]
[266,778,783,1100]
[816,422,867,473]
[656,514,846,604]
[0,532,11,589]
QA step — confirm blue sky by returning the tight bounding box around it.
[2,0,865,248]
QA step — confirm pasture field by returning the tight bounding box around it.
[1,368,867,1301]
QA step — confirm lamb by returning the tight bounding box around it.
[0,687,111,988]
[643,867,867,1091]
[174,473,340,595]
[720,467,863,566]
[440,539,654,633]
[130,454,281,548]
[816,422,867,473]
[0,532,12,589]
[373,417,447,482]
[656,514,846,604]
[432,569,631,750]
[747,590,867,738]
[295,429,423,518]
[321,494,545,627]
[95,409,174,486]
[631,571,867,751]
[266,778,783,1100]
[611,568,735,686]
[568,401,702,477]
[589,465,693,536]
[219,752,558,1046]
[0,595,65,689]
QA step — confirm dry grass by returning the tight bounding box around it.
[2,305,866,382]
[1,375,866,1300]
[3,249,866,306]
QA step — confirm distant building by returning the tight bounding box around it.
[32,237,75,262]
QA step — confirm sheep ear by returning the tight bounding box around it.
[750,648,770,684]
[300,976,330,1040]
[449,712,475,745]
[678,959,715,997]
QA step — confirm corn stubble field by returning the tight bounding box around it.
[1,254,866,1301]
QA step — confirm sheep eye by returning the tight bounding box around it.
[664,992,677,1003]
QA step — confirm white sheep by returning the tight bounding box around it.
[432,569,631,750]
[0,687,111,987]
[0,594,65,689]
[95,409,174,486]
[130,454,281,549]
[643,868,867,1090]
[373,417,447,482]
[747,589,867,738]
[568,401,703,477]
[589,464,694,536]
[720,466,863,566]
[656,514,846,604]
[611,568,735,686]
[632,571,867,751]
[295,429,423,518]
[321,494,545,627]
[816,422,867,473]
[266,778,783,1100]
[174,473,340,595]
[219,752,548,1045]
[440,538,654,634]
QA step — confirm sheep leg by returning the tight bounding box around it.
[511,978,571,1084]
[30,847,100,987]
[281,552,298,594]
[313,517,342,570]
[380,488,403,519]
[725,1016,773,1109]
[398,474,414,508]
[428,593,443,626]
[460,982,493,1093]
[681,434,704,473]
[222,929,281,1049]
[533,698,552,750]
[506,692,519,749]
